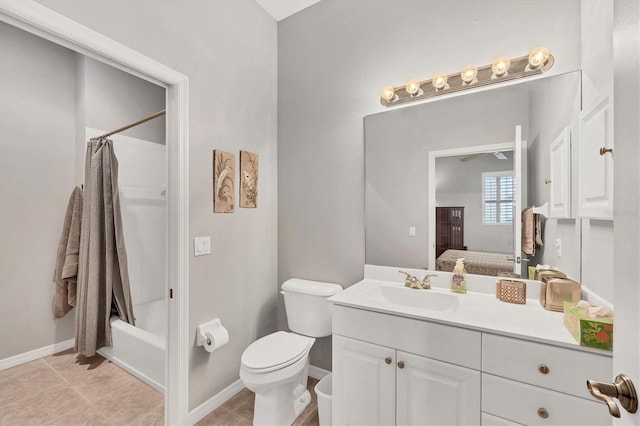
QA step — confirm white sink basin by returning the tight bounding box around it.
[362,285,459,311]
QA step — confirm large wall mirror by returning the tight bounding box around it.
[365,71,582,279]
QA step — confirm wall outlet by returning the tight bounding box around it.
[409,226,416,237]
[194,236,211,256]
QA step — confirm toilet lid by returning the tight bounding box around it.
[242,331,314,373]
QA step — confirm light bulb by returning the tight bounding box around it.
[380,86,396,101]
[405,79,421,96]
[528,47,550,69]
[491,57,510,76]
[460,66,478,84]
[432,73,448,90]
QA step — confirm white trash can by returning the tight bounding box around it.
[314,373,332,426]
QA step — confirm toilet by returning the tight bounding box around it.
[240,278,342,426]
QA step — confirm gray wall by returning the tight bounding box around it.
[364,88,529,268]
[528,72,582,280]
[278,0,581,370]
[34,0,278,410]
[0,22,76,358]
[83,57,166,144]
[436,153,514,254]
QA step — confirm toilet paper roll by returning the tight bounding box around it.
[202,326,229,352]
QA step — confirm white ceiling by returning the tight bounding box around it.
[256,0,322,21]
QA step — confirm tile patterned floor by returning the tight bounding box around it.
[0,349,163,426]
[1,350,320,426]
[196,377,320,426]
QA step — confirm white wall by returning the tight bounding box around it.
[528,72,582,280]
[278,0,581,369]
[35,0,278,409]
[0,22,76,358]
[436,154,514,254]
[580,0,614,303]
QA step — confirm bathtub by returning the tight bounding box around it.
[97,299,166,393]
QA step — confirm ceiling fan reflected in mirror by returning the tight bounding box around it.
[459,151,508,162]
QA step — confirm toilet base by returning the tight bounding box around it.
[253,382,311,426]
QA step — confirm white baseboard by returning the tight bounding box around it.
[308,364,331,381]
[0,338,75,371]
[187,379,245,425]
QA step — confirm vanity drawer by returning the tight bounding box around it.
[482,374,611,426]
[332,304,481,369]
[481,412,522,425]
[482,333,612,398]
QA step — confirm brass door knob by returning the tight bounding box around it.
[587,374,638,418]
[538,364,550,374]
[384,356,392,365]
[599,147,613,156]
[397,360,405,369]
[537,407,549,418]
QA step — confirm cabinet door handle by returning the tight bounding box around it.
[544,178,552,184]
[538,364,550,374]
[397,360,405,369]
[537,407,549,418]
[599,147,613,156]
[384,356,392,365]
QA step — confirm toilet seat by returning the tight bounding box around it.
[241,331,314,373]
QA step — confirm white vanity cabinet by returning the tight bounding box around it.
[332,305,481,425]
[481,334,612,425]
[331,303,613,426]
[578,88,614,219]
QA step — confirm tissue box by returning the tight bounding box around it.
[563,302,614,350]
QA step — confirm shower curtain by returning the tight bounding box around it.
[75,138,135,357]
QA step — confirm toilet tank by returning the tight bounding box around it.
[281,278,343,338]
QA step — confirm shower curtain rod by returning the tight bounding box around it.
[96,109,166,139]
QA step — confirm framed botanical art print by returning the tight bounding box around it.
[240,150,259,208]
[213,150,235,213]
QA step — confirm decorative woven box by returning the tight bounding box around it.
[496,279,526,304]
[563,302,614,350]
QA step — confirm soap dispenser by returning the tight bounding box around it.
[451,258,467,294]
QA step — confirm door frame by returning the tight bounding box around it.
[0,2,190,424]
[427,142,516,271]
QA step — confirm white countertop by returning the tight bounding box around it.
[328,265,612,356]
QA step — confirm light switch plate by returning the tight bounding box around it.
[409,226,416,237]
[194,236,211,256]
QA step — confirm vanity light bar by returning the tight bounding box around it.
[380,48,554,107]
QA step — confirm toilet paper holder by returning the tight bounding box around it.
[196,318,228,350]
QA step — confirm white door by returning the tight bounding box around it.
[332,335,396,425]
[396,351,480,425]
[513,125,524,276]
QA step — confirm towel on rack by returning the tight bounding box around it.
[535,213,544,248]
[522,208,535,255]
[53,186,83,318]
[522,207,544,255]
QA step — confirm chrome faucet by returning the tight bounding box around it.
[399,271,438,289]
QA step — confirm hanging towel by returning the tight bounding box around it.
[521,207,535,255]
[75,138,135,357]
[53,187,83,318]
[535,213,544,248]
